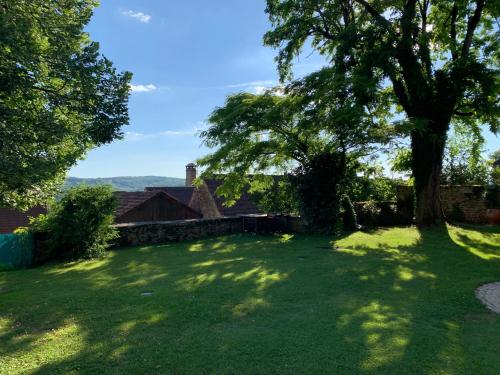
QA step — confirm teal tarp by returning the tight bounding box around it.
[0,233,34,270]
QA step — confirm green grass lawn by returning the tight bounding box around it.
[0,225,499,374]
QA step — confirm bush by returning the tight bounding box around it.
[32,185,118,261]
[341,195,358,231]
[290,151,345,233]
[358,200,381,227]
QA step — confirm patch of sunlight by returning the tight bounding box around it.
[448,225,500,260]
[337,248,368,257]
[214,243,237,253]
[110,344,131,360]
[338,301,411,371]
[1,318,87,373]
[121,272,169,288]
[188,243,204,252]
[336,228,421,251]
[233,266,288,292]
[191,257,245,268]
[178,272,219,291]
[45,254,115,275]
[119,313,167,334]
[435,321,464,372]
[233,297,269,316]
[278,234,294,243]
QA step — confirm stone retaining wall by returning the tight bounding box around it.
[114,217,243,247]
[396,185,499,224]
[114,216,308,247]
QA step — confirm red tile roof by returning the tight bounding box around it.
[0,206,46,234]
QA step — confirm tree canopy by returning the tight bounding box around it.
[198,67,389,205]
[264,0,499,225]
[0,0,131,209]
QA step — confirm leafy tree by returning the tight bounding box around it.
[0,0,132,209]
[30,185,118,261]
[199,68,388,230]
[264,0,499,225]
[487,149,500,185]
[441,123,488,184]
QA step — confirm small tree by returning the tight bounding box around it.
[32,185,118,261]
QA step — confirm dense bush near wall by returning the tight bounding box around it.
[354,201,413,227]
[31,186,118,261]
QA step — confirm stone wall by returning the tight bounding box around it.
[440,185,497,224]
[114,215,308,247]
[114,217,243,247]
[396,185,499,224]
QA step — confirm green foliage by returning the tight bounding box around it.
[264,0,499,224]
[31,185,118,261]
[340,195,358,231]
[357,200,382,227]
[199,67,389,232]
[290,151,347,233]
[487,149,500,185]
[249,176,298,214]
[441,123,489,185]
[0,0,132,209]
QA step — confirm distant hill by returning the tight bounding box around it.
[65,176,185,192]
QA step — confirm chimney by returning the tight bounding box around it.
[185,163,197,186]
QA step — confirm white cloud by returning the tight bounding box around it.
[130,84,157,93]
[225,80,274,89]
[121,10,151,23]
[124,127,200,141]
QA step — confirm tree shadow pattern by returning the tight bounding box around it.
[0,225,499,374]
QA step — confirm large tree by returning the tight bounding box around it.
[199,68,389,229]
[264,0,499,225]
[0,0,131,209]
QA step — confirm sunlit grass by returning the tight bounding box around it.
[0,225,499,374]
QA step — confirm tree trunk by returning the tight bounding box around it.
[411,125,448,226]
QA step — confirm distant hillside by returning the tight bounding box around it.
[65,176,185,192]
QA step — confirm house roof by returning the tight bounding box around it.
[114,190,204,220]
[0,206,46,234]
[144,186,195,206]
[114,191,161,218]
[204,179,261,216]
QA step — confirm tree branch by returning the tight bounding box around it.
[352,0,395,34]
[461,0,485,58]
[450,3,459,60]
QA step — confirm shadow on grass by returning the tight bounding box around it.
[0,225,499,374]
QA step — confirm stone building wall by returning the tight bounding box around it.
[440,185,496,224]
[396,185,499,224]
[114,217,243,247]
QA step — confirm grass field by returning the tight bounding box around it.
[0,225,499,374]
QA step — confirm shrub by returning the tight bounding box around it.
[359,200,382,227]
[32,185,118,261]
[341,195,358,231]
[290,151,345,233]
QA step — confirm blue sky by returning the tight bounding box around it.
[69,0,499,178]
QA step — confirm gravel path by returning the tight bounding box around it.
[476,282,500,314]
